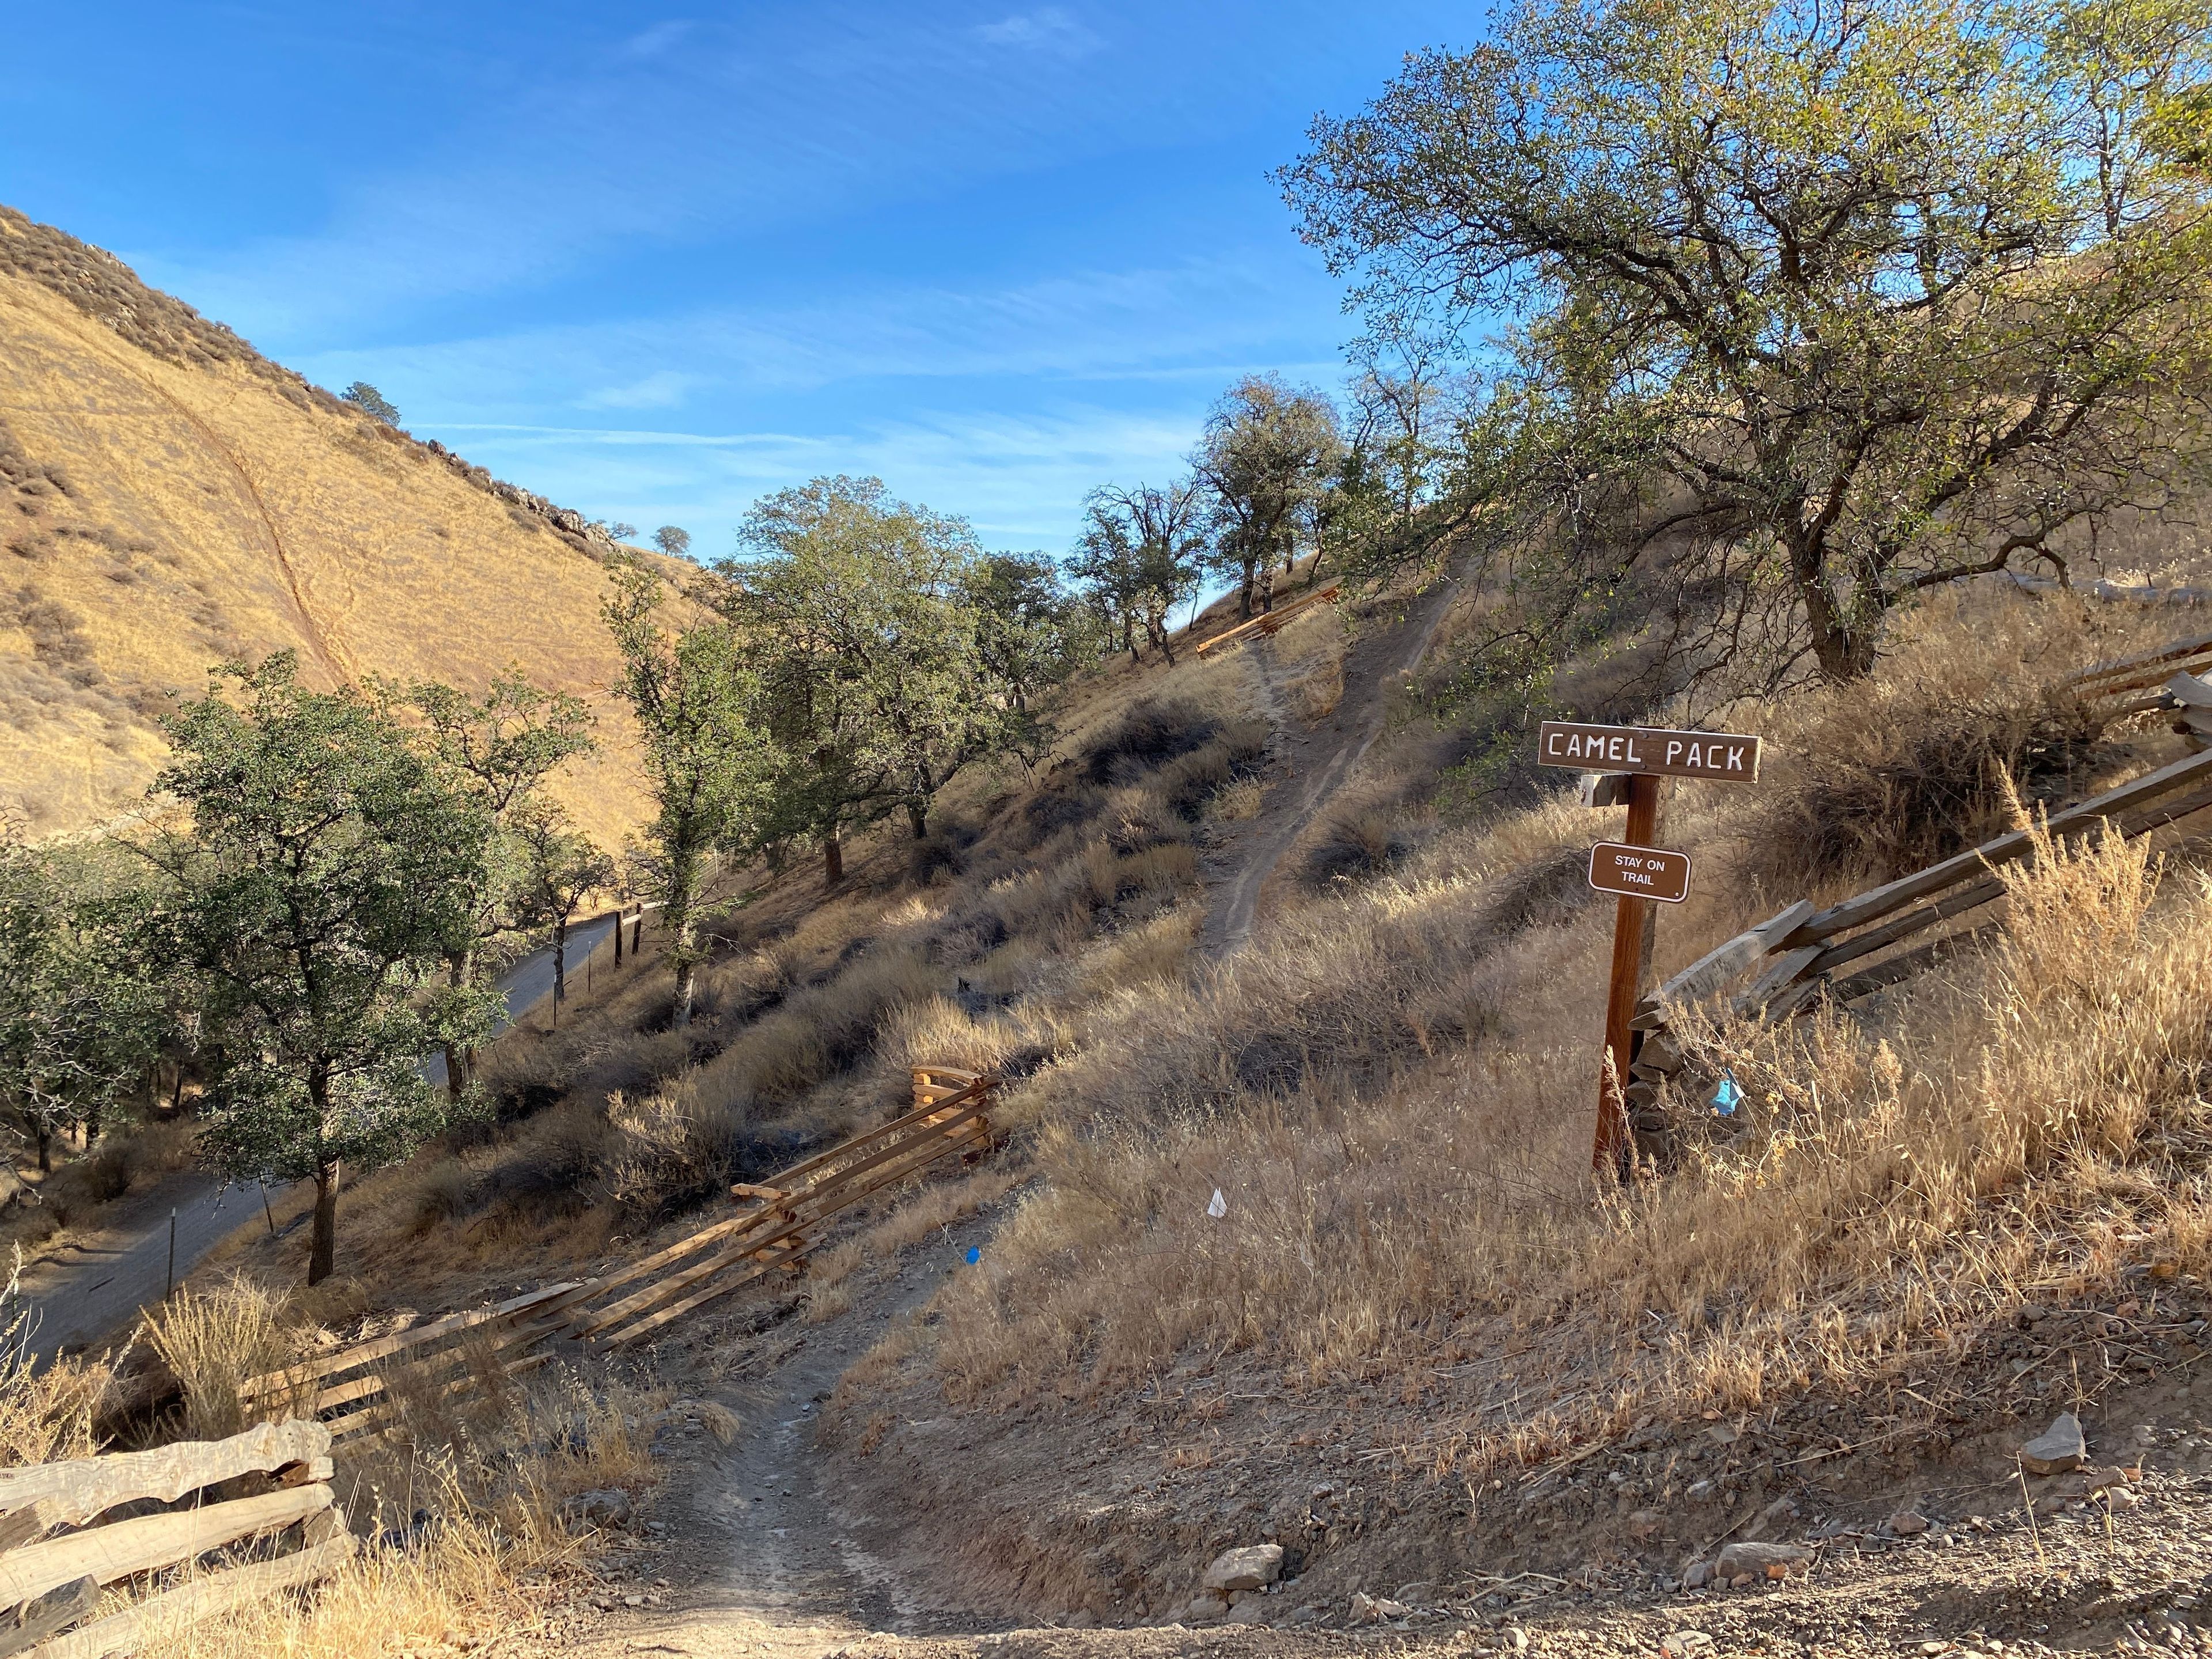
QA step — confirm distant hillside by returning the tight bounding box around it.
[0,203,665,845]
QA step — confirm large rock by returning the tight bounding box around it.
[2020,1412,2087,1476]
[1202,1544,1283,1592]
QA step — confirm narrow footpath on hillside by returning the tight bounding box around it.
[565,580,1474,1656]
[1196,571,1464,956]
[16,913,619,1361]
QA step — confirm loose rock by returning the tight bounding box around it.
[1888,1509,1930,1535]
[562,1488,633,1529]
[1203,1543,1285,1593]
[1715,1541,1810,1580]
[1181,1592,1229,1624]
[2018,1411,2086,1476]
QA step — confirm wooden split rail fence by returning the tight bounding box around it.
[0,1419,348,1658]
[2064,630,2212,750]
[249,1068,1003,1434]
[1623,636,2212,1139]
[1194,581,1342,657]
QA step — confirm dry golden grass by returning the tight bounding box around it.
[1736,590,2163,889]
[143,1276,313,1440]
[914,796,2212,1476]
[0,214,656,844]
[128,1367,660,1659]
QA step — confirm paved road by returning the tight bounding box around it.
[422,912,620,1088]
[17,913,623,1360]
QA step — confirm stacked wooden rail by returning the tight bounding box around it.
[1626,737,2212,1129]
[237,1283,588,1444]
[0,1419,348,1658]
[2063,630,2212,749]
[262,1068,1005,1432]
[557,1067,1002,1350]
[1194,581,1341,657]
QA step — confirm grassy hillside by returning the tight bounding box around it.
[0,203,654,844]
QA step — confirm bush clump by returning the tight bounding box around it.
[1082,698,1219,786]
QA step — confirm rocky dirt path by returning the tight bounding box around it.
[1195,575,1461,957]
[575,1214,1005,1659]
[566,1414,2212,1658]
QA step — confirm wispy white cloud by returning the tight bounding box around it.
[577,369,706,411]
[975,7,1105,58]
[432,403,1196,547]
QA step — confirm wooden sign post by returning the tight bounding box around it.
[1537,721,1761,1177]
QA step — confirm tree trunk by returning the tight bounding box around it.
[308,1165,338,1286]
[442,948,475,1101]
[1791,532,1880,680]
[33,1121,50,1175]
[668,854,698,1031]
[823,831,844,887]
[673,948,698,1032]
[1237,556,1257,619]
[906,801,929,840]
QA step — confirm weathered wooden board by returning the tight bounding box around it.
[1537,722,1761,782]
[0,1485,329,1609]
[0,1422,329,1533]
[238,1283,581,1401]
[1775,745,2212,948]
[32,1533,355,1659]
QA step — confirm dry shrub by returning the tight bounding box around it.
[132,1368,662,1659]
[1082,698,1220,785]
[604,1080,737,1220]
[1305,808,1410,888]
[1207,777,1264,823]
[696,941,940,1113]
[810,1239,863,1288]
[144,1277,312,1439]
[803,1284,853,1324]
[1744,594,2118,889]
[917,805,2212,1454]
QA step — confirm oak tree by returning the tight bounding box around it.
[1283,0,2212,683]
[151,655,492,1284]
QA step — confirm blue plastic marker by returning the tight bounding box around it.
[1712,1073,1743,1116]
[965,1246,980,1265]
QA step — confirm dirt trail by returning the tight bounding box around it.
[1196,575,1462,957]
[593,1214,1003,1659]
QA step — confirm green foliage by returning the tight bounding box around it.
[1071,482,1207,664]
[509,798,615,1016]
[603,558,776,1025]
[378,667,594,1094]
[1284,0,2212,685]
[653,525,692,560]
[0,836,168,1169]
[717,476,1035,848]
[338,381,400,425]
[1194,375,1343,617]
[150,654,495,1282]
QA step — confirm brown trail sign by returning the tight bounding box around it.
[1540,722,1762,1177]
[1588,842,1691,904]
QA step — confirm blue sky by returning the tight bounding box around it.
[1,2,1482,557]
